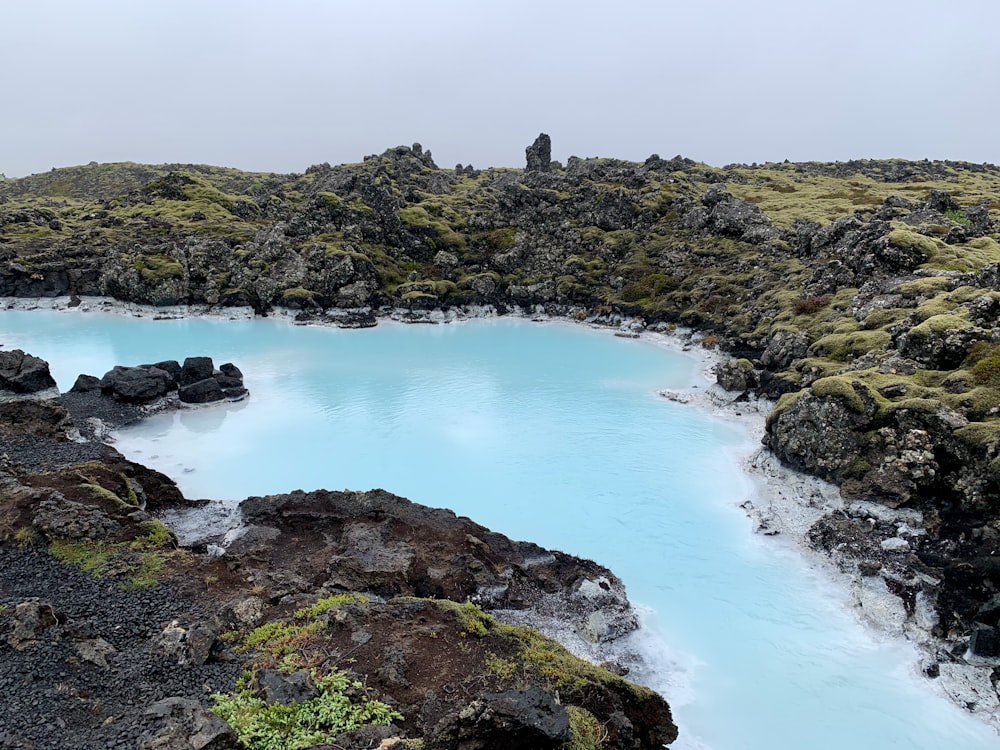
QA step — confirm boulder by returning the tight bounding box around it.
[99,365,175,402]
[427,687,570,750]
[6,599,66,650]
[138,697,239,750]
[178,377,224,404]
[0,349,57,394]
[70,373,101,393]
[715,358,757,392]
[180,357,214,387]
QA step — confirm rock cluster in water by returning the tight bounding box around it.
[71,356,247,404]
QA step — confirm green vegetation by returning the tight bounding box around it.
[212,670,401,750]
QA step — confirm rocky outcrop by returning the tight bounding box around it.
[525,133,553,173]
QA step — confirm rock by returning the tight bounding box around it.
[32,490,121,540]
[525,133,553,173]
[427,687,570,750]
[969,624,1000,658]
[880,537,910,552]
[151,620,218,666]
[99,365,175,402]
[178,377,224,404]
[214,363,243,389]
[70,373,101,393]
[74,637,116,668]
[937,663,1000,712]
[139,697,240,750]
[715,358,757,391]
[760,330,810,370]
[6,599,66,650]
[254,669,317,705]
[180,357,214,387]
[0,349,57,394]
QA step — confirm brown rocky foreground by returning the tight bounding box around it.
[0,353,676,749]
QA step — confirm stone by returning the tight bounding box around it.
[427,687,570,750]
[99,365,174,402]
[0,349,57,394]
[139,697,240,750]
[969,624,1000,658]
[178,377,224,404]
[69,373,101,393]
[255,669,317,705]
[74,637,116,668]
[6,599,66,650]
[525,133,552,173]
[180,357,214,387]
[715,358,757,391]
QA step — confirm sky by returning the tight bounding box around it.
[3,0,999,178]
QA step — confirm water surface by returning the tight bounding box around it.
[2,307,996,750]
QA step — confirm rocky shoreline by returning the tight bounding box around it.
[9,295,1000,737]
[665,362,1000,729]
[0,337,678,749]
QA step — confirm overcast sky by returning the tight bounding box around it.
[4,0,999,177]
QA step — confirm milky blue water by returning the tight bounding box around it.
[3,307,998,750]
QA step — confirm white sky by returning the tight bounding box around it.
[3,0,999,177]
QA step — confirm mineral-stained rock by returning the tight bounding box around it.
[0,349,57,394]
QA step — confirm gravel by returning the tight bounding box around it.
[0,546,243,749]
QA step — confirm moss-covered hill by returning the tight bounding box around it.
[3,139,1000,642]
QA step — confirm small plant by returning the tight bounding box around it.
[14,527,37,548]
[485,652,518,681]
[945,208,970,226]
[793,294,831,315]
[130,519,177,550]
[212,669,401,750]
[565,705,609,750]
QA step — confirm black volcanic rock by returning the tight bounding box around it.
[0,349,57,394]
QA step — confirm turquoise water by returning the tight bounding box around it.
[3,308,997,749]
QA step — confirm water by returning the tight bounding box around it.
[3,307,997,749]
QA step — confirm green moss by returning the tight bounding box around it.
[496,622,656,699]
[281,287,318,302]
[135,254,183,284]
[428,600,496,637]
[888,229,939,259]
[811,376,868,413]
[810,330,890,362]
[293,593,368,620]
[49,538,113,576]
[908,313,972,339]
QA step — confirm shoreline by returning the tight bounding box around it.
[5,295,1000,735]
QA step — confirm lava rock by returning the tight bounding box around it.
[0,349,57,394]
